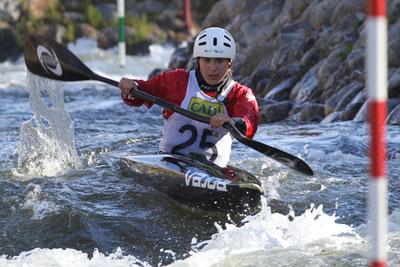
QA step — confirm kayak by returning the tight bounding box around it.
[120,153,263,212]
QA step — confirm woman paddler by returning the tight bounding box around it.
[119,27,260,167]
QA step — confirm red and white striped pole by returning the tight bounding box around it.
[366,1,388,267]
[184,0,195,35]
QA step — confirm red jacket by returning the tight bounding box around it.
[122,69,260,138]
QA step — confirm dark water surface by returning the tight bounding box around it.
[0,49,399,266]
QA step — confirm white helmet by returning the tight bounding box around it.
[193,27,236,59]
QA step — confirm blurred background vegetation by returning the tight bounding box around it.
[0,0,219,61]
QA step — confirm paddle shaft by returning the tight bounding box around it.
[95,74,210,123]
[94,74,312,175]
[24,35,314,176]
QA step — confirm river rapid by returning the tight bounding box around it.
[0,39,399,267]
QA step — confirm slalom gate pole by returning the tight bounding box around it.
[366,1,388,266]
[184,0,195,35]
[118,0,126,67]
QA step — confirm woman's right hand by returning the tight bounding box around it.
[119,78,138,99]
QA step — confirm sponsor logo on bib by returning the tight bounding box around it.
[188,97,224,118]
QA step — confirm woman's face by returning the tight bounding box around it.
[198,57,231,85]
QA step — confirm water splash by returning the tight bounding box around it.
[20,184,60,220]
[0,247,150,267]
[16,73,80,177]
[170,202,363,267]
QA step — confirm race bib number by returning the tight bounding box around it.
[171,124,218,161]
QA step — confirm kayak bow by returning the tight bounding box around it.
[121,153,263,212]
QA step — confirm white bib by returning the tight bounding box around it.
[159,71,233,167]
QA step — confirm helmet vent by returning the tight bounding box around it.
[193,27,236,59]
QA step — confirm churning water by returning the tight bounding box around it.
[0,39,399,266]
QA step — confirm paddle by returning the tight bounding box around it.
[24,35,314,176]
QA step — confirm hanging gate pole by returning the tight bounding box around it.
[366,0,388,266]
[118,0,126,67]
[184,0,195,35]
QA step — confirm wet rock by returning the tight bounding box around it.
[256,98,276,107]
[259,63,302,97]
[325,82,363,115]
[264,77,297,101]
[300,47,322,70]
[270,30,307,70]
[275,0,309,28]
[354,98,400,123]
[388,19,400,68]
[321,111,341,124]
[339,102,364,121]
[388,103,400,125]
[389,68,400,98]
[317,50,344,91]
[168,46,190,69]
[255,78,270,96]
[275,64,301,80]
[306,0,342,30]
[239,41,274,77]
[388,1,400,24]
[250,66,270,90]
[202,0,246,27]
[127,39,153,55]
[239,76,252,88]
[346,48,364,70]
[260,101,293,123]
[388,98,400,114]
[77,23,100,40]
[291,62,321,103]
[351,91,367,105]
[353,102,367,123]
[343,90,366,122]
[0,27,19,61]
[298,103,325,123]
[97,3,116,21]
[98,27,118,49]
[331,0,365,24]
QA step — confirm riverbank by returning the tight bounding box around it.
[2,0,400,125]
[0,0,213,59]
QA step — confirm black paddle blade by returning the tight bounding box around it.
[23,35,314,176]
[24,35,94,81]
[224,123,314,176]
[242,138,314,176]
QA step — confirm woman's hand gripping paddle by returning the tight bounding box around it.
[24,35,314,176]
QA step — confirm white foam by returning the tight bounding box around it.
[0,58,27,89]
[0,248,150,267]
[20,184,60,220]
[169,203,363,267]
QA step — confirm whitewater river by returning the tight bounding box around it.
[0,39,399,266]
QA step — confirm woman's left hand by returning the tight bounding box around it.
[210,113,234,129]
